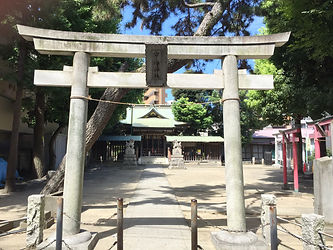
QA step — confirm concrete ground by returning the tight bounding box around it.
[0,163,332,249]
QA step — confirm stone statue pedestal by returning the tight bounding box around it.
[169,155,185,169]
[123,154,137,168]
[169,140,186,169]
[123,140,137,168]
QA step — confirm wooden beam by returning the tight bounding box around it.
[34,70,273,90]
[315,123,327,137]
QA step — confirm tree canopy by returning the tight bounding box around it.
[258,0,333,120]
[172,97,213,135]
[124,0,261,36]
[245,0,333,172]
[247,1,333,127]
[1,0,144,184]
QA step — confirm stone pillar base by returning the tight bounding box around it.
[211,231,266,250]
[169,156,186,169]
[38,231,98,250]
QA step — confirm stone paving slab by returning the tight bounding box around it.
[123,165,191,250]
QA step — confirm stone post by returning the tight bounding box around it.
[26,194,45,248]
[313,157,333,223]
[222,55,246,231]
[63,52,90,235]
[274,135,279,166]
[301,214,325,250]
[261,194,277,246]
[330,121,333,154]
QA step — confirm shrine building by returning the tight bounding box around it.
[92,104,224,164]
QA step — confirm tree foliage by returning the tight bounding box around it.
[1,0,144,180]
[246,0,333,172]
[246,59,290,125]
[172,97,213,135]
[124,0,261,36]
[259,0,333,119]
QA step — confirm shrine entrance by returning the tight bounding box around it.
[142,135,166,156]
[17,24,290,248]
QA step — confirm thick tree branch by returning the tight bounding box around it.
[195,1,226,36]
[182,0,215,8]
[168,1,225,72]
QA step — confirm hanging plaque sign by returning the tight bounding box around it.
[145,43,168,87]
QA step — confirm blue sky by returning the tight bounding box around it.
[120,7,265,101]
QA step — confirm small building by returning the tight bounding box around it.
[307,116,333,159]
[166,136,224,162]
[242,126,281,164]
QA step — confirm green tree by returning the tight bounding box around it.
[260,0,333,117]
[1,0,143,190]
[172,87,262,143]
[247,0,333,173]
[172,97,213,135]
[246,59,290,126]
[1,0,33,192]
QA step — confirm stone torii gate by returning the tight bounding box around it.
[18,25,289,248]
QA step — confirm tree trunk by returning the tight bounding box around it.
[48,123,65,171]
[4,43,26,193]
[294,117,304,174]
[32,87,45,178]
[40,2,225,195]
[41,88,129,194]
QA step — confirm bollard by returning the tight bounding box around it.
[191,199,198,250]
[117,198,123,250]
[301,214,325,250]
[261,194,277,247]
[26,194,45,248]
[56,197,64,250]
[269,205,277,250]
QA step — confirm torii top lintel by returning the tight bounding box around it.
[17,25,290,60]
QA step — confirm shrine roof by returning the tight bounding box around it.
[98,135,141,141]
[166,136,223,143]
[120,105,186,128]
[307,115,333,126]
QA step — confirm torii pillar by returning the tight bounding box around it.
[222,55,246,231]
[62,52,90,235]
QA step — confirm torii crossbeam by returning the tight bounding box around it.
[18,24,289,248]
[34,67,273,90]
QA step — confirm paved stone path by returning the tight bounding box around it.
[123,165,191,250]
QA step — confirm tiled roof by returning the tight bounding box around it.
[166,136,223,142]
[120,105,186,128]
